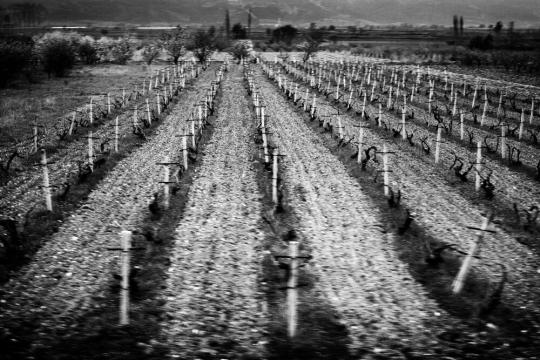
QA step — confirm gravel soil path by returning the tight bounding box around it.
[161,65,268,359]
[0,65,219,356]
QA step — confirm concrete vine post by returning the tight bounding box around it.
[183,129,188,171]
[475,141,482,191]
[119,230,132,325]
[122,88,126,108]
[361,92,367,120]
[68,112,76,136]
[41,149,53,212]
[88,130,94,172]
[357,127,364,164]
[471,83,478,110]
[435,127,442,164]
[460,112,464,141]
[162,156,170,210]
[146,99,152,126]
[156,93,161,115]
[107,93,111,115]
[287,240,299,339]
[114,116,119,152]
[401,105,407,140]
[272,148,278,205]
[383,144,390,197]
[33,125,38,153]
[378,103,382,127]
[452,214,493,294]
[501,123,507,159]
[530,99,535,125]
[89,97,93,125]
[519,108,525,140]
[481,97,488,127]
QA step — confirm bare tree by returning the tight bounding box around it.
[160,26,187,65]
[187,29,216,63]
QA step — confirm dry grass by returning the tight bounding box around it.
[0,63,156,148]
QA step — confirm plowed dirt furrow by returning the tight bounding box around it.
[162,66,267,359]
[256,71,464,355]
[274,69,540,307]
[0,67,201,220]
[0,66,218,344]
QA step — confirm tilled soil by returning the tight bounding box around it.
[259,65,540,358]
[0,65,219,357]
[161,66,269,359]
[0,67,193,221]
[255,70,474,358]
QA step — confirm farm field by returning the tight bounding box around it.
[0,50,539,360]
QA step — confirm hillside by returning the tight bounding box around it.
[0,0,539,27]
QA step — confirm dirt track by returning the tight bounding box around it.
[161,65,268,359]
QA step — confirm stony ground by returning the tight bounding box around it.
[1,58,539,360]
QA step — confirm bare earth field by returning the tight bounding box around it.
[0,53,539,359]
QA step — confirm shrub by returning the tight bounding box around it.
[78,36,98,64]
[0,37,33,86]
[160,26,187,64]
[41,39,76,77]
[187,29,216,63]
[142,43,161,65]
[110,37,134,64]
[34,31,80,77]
[228,42,250,61]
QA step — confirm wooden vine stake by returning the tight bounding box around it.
[435,127,442,164]
[452,213,493,294]
[475,141,482,191]
[107,93,111,114]
[119,230,132,325]
[287,240,299,338]
[41,149,53,212]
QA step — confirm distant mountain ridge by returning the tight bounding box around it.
[2,0,539,27]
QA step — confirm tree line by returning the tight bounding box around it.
[0,2,46,26]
